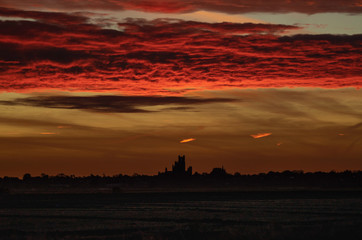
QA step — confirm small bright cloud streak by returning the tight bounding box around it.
[40,132,56,135]
[180,138,196,143]
[251,133,272,139]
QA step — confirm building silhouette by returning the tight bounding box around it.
[160,155,192,176]
[210,166,227,177]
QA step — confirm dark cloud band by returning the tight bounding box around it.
[0,95,236,113]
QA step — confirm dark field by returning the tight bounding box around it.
[1,191,362,240]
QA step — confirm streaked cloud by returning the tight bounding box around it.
[251,133,272,139]
[180,138,196,143]
[0,88,361,176]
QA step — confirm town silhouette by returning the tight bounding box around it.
[1,155,361,194]
[1,156,362,240]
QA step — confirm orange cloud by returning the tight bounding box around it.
[180,138,196,143]
[57,125,71,129]
[40,132,56,135]
[251,133,272,139]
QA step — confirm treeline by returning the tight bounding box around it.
[1,170,362,190]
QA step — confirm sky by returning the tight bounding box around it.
[0,0,361,177]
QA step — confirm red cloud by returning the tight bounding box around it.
[1,0,361,14]
[0,9,361,94]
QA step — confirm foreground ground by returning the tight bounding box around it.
[0,190,361,240]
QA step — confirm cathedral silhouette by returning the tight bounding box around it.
[160,155,192,176]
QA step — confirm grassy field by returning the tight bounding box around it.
[0,191,361,239]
